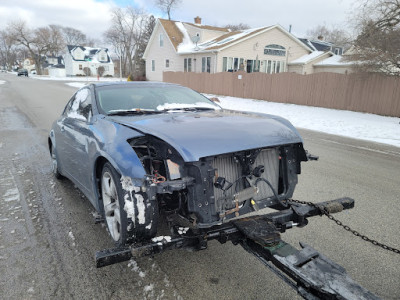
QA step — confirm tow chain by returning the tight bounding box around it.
[288,199,400,254]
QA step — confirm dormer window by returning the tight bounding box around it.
[264,44,286,56]
[99,51,107,61]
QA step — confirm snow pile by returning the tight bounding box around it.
[0,80,6,85]
[176,22,195,53]
[315,55,353,66]
[66,82,87,88]
[208,94,400,148]
[31,75,121,82]
[290,51,325,64]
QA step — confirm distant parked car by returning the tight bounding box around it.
[31,69,37,75]
[17,69,28,77]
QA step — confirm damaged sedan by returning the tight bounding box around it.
[49,82,383,299]
[49,81,308,245]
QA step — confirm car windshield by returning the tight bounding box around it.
[96,84,220,115]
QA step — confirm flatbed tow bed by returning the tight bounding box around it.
[95,197,380,300]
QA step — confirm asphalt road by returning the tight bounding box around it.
[0,72,399,300]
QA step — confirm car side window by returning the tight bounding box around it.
[66,88,92,121]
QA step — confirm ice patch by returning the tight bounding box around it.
[3,188,20,202]
[27,287,34,293]
[128,259,146,278]
[68,231,75,241]
[143,283,154,293]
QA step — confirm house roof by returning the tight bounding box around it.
[144,18,312,58]
[203,27,269,51]
[289,51,330,65]
[158,19,229,52]
[66,45,111,63]
[182,22,230,33]
[314,55,353,67]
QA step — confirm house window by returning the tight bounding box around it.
[166,59,169,68]
[160,34,164,47]
[223,57,245,72]
[79,64,83,70]
[264,44,286,56]
[202,57,211,73]
[184,58,192,72]
[222,57,227,72]
[151,60,155,72]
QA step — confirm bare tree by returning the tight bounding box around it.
[0,30,17,70]
[7,21,67,74]
[347,0,400,75]
[155,0,182,20]
[306,24,351,49]
[104,7,155,77]
[224,23,251,31]
[47,25,65,55]
[61,26,87,45]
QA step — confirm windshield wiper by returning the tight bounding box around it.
[107,109,162,116]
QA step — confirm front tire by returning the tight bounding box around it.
[101,163,158,246]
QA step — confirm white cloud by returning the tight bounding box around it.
[0,0,115,40]
[0,0,356,42]
[148,0,355,37]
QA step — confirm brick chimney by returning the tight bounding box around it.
[194,16,201,24]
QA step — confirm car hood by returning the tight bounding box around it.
[109,110,303,162]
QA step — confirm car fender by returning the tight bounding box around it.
[87,119,147,211]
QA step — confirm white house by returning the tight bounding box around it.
[22,58,35,73]
[64,45,114,77]
[143,17,353,81]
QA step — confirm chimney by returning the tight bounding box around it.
[317,35,324,41]
[194,16,201,24]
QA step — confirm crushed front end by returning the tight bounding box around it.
[130,135,308,229]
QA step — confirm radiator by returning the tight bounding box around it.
[212,148,279,209]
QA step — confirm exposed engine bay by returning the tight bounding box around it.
[129,135,308,228]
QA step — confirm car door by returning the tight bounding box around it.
[57,88,94,196]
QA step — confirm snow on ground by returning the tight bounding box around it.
[0,80,6,84]
[66,82,87,88]
[205,94,400,148]
[60,81,399,148]
[30,74,124,82]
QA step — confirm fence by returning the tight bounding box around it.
[163,71,400,117]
